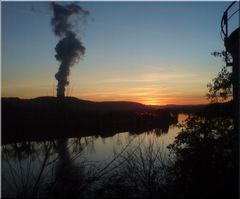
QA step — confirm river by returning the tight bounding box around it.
[2,113,188,198]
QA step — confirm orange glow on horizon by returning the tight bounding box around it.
[137,98,208,106]
[139,99,165,106]
[1,91,209,106]
[75,95,208,106]
[2,87,209,106]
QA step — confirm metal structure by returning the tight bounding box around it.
[221,1,240,65]
[221,1,239,197]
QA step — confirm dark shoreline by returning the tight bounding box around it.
[2,97,179,144]
[2,96,231,144]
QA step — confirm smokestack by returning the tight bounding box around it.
[51,2,89,98]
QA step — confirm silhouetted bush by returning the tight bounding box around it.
[168,115,237,198]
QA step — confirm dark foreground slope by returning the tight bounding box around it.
[2,97,178,144]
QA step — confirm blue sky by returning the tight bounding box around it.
[2,1,235,105]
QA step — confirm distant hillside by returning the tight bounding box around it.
[2,96,148,111]
[2,96,231,114]
[2,97,208,112]
[2,96,232,144]
[3,96,178,144]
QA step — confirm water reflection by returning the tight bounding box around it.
[2,139,99,198]
[2,114,186,198]
[47,139,86,198]
[2,141,57,198]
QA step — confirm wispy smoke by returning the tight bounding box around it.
[51,2,89,97]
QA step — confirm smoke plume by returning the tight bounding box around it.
[51,2,89,97]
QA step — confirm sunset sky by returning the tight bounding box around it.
[2,1,236,105]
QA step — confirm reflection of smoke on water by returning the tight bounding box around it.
[47,139,83,198]
[1,139,95,198]
[46,137,102,198]
[55,139,71,170]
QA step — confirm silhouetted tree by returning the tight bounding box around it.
[207,65,232,102]
[207,51,233,102]
[167,52,237,198]
[168,115,236,198]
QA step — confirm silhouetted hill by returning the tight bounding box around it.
[2,97,232,144]
[2,97,232,114]
[2,96,147,111]
[2,96,178,144]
